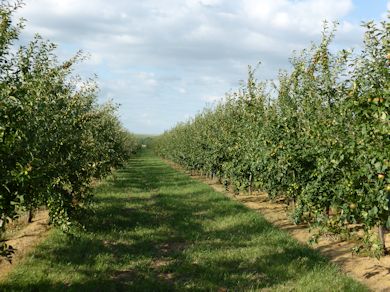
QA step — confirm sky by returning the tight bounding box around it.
[14,0,389,135]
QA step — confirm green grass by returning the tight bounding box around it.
[0,150,367,291]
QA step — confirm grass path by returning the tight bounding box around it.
[0,151,366,291]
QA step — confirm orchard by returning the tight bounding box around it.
[0,1,139,260]
[155,19,390,256]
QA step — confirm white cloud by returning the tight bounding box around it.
[84,52,103,66]
[382,1,390,19]
[13,0,378,134]
[202,95,223,102]
[178,88,187,94]
[242,0,353,34]
[134,72,158,87]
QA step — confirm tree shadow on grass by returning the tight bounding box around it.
[0,152,365,291]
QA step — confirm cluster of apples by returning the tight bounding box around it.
[367,97,385,103]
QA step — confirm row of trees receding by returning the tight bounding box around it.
[0,1,139,260]
[155,19,389,257]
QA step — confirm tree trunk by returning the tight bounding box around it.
[290,198,295,209]
[28,208,34,223]
[379,225,386,252]
[248,173,253,195]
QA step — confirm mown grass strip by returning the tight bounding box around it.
[0,150,367,291]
